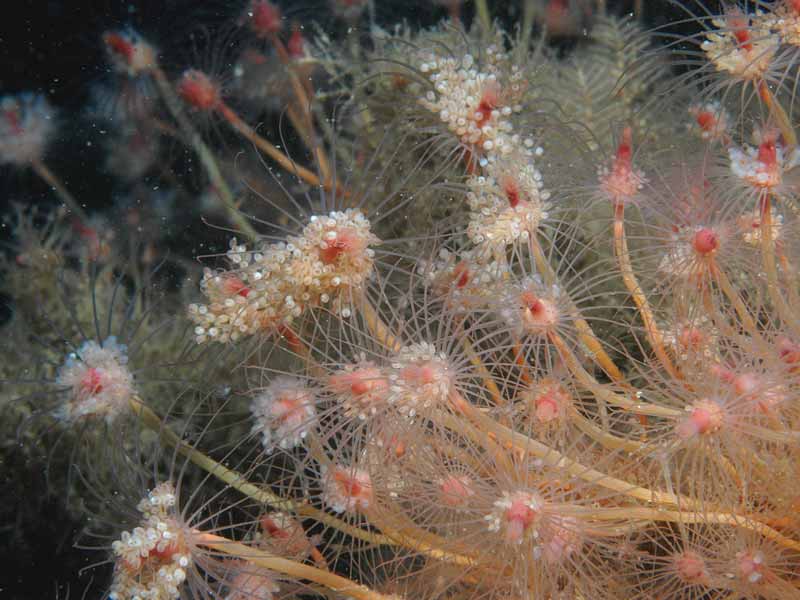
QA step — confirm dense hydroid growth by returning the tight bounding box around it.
[3,1,800,598]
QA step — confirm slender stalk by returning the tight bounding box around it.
[713,265,759,334]
[218,101,334,193]
[30,159,89,223]
[569,507,800,553]
[760,195,799,334]
[613,202,680,379]
[196,533,398,600]
[128,396,390,546]
[268,33,333,185]
[151,66,258,240]
[548,330,680,418]
[529,236,626,383]
[759,82,797,148]
[474,0,492,33]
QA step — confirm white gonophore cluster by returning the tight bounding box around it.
[55,337,135,424]
[109,483,192,600]
[417,45,549,254]
[189,209,379,343]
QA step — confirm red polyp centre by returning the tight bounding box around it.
[791,0,800,14]
[103,32,135,63]
[261,516,290,539]
[675,551,707,583]
[3,107,22,135]
[288,28,305,59]
[475,82,500,129]
[521,291,543,314]
[334,470,362,497]
[535,386,565,422]
[679,326,705,351]
[687,400,723,436]
[440,475,473,507]
[319,228,362,265]
[757,139,777,168]
[274,394,304,422]
[696,111,715,132]
[727,11,754,51]
[693,228,719,255]
[223,276,250,298]
[502,177,523,208]
[401,363,439,386]
[251,1,282,36]
[452,262,471,288]
[330,366,388,399]
[504,494,539,542]
[79,368,105,396]
[178,71,220,111]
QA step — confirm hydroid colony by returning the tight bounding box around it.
[2,1,800,598]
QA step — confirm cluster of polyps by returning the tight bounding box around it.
[728,133,798,191]
[0,93,55,166]
[418,48,518,151]
[466,151,550,249]
[485,490,543,545]
[55,337,135,424]
[656,225,723,284]
[423,248,509,311]
[109,483,191,600]
[498,276,562,337]
[320,464,373,514]
[598,127,646,205]
[701,8,778,80]
[102,29,158,77]
[388,342,454,417]
[250,376,317,451]
[189,209,379,343]
[687,101,730,143]
[766,1,800,45]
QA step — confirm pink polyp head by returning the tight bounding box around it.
[439,475,474,507]
[249,1,282,36]
[674,551,709,584]
[318,227,367,265]
[79,367,105,397]
[329,366,389,400]
[693,228,719,255]
[520,291,559,333]
[504,494,540,543]
[178,70,220,111]
[677,399,724,439]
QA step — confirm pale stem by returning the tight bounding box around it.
[548,329,680,418]
[217,101,334,193]
[613,202,680,379]
[195,532,397,600]
[151,66,259,240]
[474,0,492,33]
[268,33,333,185]
[129,396,475,566]
[713,265,760,336]
[529,235,626,383]
[568,507,800,553]
[760,195,799,334]
[128,396,391,547]
[30,159,89,223]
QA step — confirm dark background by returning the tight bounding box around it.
[0,1,686,598]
